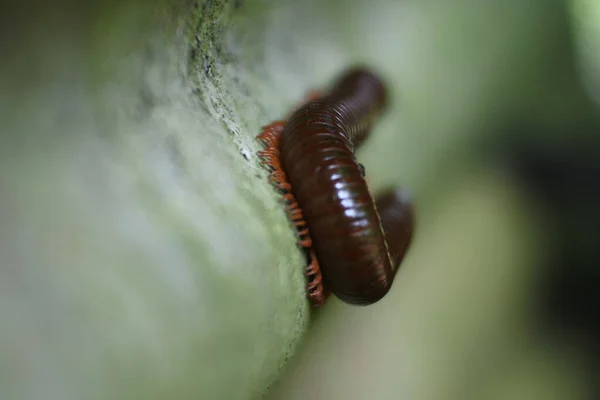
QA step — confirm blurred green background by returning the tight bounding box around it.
[1,0,599,399]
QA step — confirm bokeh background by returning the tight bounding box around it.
[261,1,600,398]
[2,1,599,399]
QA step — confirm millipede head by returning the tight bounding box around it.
[375,187,415,272]
[331,67,389,112]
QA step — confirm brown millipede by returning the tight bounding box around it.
[257,67,414,306]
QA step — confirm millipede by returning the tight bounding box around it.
[257,67,414,306]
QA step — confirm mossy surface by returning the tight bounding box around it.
[1,1,308,399]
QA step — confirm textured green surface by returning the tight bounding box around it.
[0,1,308,399]
[0,1,586,399]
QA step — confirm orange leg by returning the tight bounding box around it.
[306,249,326,305]
[256,121,328,307]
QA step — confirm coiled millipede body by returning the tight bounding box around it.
[257,68,414,306]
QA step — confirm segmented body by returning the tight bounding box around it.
[257,68,414,306]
